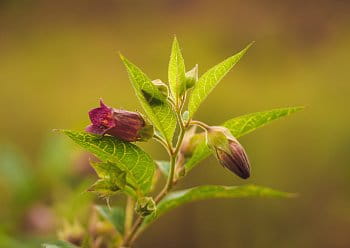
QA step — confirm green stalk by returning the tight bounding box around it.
[124,197,134,236]
[121,95,187,247]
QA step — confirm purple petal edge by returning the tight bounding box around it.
[85,124,105,135]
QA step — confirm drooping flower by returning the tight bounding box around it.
[206,126,251,179]
[86,99,153,142]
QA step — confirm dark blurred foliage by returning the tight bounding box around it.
[0,0,349,247]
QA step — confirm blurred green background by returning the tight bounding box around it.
[0,0,349,247]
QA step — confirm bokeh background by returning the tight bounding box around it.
[1,0,349,247]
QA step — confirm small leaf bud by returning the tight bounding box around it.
[152,79,169,97]
[135,197,156,217]
[185,64,198,89]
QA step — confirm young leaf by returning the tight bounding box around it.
[42,240,78,248]
[188,42,253,117]
[95,205,125,235]
[141,184,293,231]
[90,160,124,179]
[120,55,177,144]
[88,179,121,197]
[168,36,186,99]
[184,106,304,173]
[61,130,155,194]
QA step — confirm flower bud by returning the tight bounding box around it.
[86,99,154,142]
[185,64,198,89]
[135,197,156,217]
[152,79,169,97]
[206,126,251,179]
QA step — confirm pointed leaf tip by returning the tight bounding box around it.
[120,55,177,143]
[184,106,304,173]
[141,184,292,231]
[188,43,253,117]
[168,35,186,98]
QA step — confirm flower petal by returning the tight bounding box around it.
[85,124,105,135]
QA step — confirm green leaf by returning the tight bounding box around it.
[42,240,78,248]
[223,106,304,137]
[156,160,170,177]
[90,161,123,178]
[184,106,304,173]
[90,161,127,190]
[142,184,293,231]
[88,179,121,197]
[61,130,155,194]
[168,36,186,98]
[120,55,177,144]
[188,42,253,117]
[95,205,125,235]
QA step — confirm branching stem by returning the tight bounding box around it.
[190,120,210,131]
[121,94,188,247]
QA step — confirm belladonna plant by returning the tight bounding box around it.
[46,37,303,248]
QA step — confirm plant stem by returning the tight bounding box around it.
[190,120,210,131]
[124,197,134,236]
[121,96,188,248]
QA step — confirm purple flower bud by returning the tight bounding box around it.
[215,138,251,179]
[207,126,251,179]
[86,99,153,142]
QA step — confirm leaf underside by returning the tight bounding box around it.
[184,106,304,172]
[141,184,292,230]
[61,130,155,194]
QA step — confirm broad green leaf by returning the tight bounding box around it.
[61,130,155,194]
[141,184,292,231]
[184,106,304,172]
[95,205,125,235]
[42,241,78,248]
[188,42,253,117]
[120,55,177,143]
[168,36,186,98]
[156,160,170,177]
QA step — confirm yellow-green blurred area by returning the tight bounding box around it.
[0,0,349,247]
